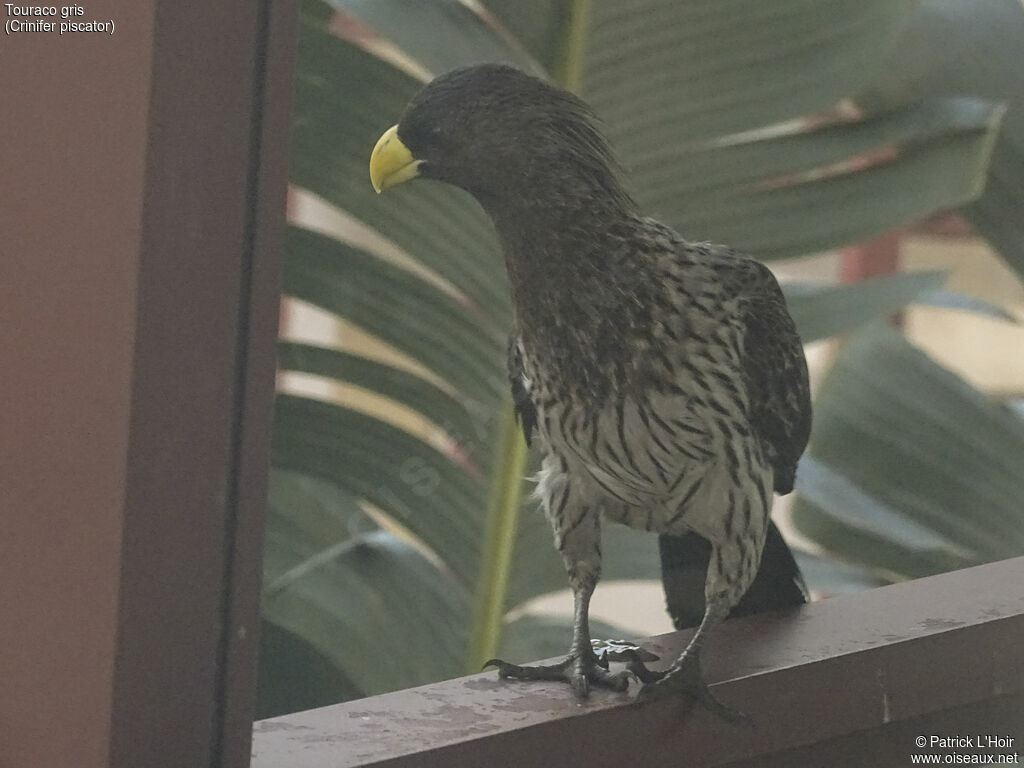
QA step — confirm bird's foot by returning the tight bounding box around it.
[627,655,748,723]
[484,650,631,698]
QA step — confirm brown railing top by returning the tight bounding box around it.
[252,557,1024,768]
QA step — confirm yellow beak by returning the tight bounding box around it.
[369,125,421,193]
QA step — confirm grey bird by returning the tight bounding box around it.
[369,64,811,718]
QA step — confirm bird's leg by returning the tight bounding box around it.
[485,507,630,696]
[485,576,629,696]
[629,532,762,722]
[628,602,746,721]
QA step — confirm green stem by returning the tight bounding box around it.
[466,403,529,671]
[556,0,591,91]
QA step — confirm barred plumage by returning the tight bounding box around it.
[371,64,811,716]
[510,222,808,635]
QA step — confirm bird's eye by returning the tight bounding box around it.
[422,124,453,152]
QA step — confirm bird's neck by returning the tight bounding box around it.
[491,191,634,284]
[485,189,655,368]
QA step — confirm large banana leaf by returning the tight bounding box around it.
[262,0,1015,715]
[855,0,1024,279]
[347,0,1003,258]
[327,0,543,75]
[262,470,469,694]
[783,271,947,343]
[582,0,915,142]
[792,326,1024,579]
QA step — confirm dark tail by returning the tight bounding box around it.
[658,521,807,630]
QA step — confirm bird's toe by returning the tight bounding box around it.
[635,658,749,724]
[486,653,631,698]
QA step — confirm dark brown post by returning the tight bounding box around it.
[0,1,297,766]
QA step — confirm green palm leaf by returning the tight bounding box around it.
[856,0,1024,279]
[792,326,1024,578]
[261,0,1018,715]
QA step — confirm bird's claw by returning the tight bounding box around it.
[631,656,749,724]
[483,652,630,697]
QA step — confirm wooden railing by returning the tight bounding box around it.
[252,557,1024,768]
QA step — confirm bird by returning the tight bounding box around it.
[369,64,811,718]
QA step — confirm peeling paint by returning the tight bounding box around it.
[919,617,966,631]
[875,668,892,725]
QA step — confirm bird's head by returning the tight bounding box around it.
[369,64,631,213]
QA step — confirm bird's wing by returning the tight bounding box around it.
[508,334,537,447]
[733,260,812,494]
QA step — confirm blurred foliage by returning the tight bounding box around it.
[258,0,1024,717]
